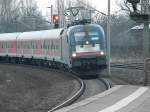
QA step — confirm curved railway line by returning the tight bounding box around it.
[0,63,84,112]
[0,62,110,112]
[111,62,144,70]
[110,62,150,86]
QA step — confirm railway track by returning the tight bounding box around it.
[0,63,85,112]
[0,62,111,112]
[49,70,111,112]
[111,62,144,70]
[110,62,146,85]
[48,70,85,112]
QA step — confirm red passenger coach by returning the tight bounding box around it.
[0,28,71,67]
[16,29,66,64]
[0,33,20,57]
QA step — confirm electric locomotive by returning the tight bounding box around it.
[67,24,106,69]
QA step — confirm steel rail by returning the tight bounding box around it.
[0,61,85,112]
[48,70,85,112]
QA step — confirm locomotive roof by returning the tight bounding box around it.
[0,32,21,41]
[68,24,104,32]
[18,28,64,40]
[67,24,105,36]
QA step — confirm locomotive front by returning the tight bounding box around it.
[68,24,107,69]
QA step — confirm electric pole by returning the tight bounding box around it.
[141,0,150,58]
[107,0,111,76]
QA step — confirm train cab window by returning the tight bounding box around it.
[74,32,85,42]
[88,32,99,41]
[69,26,105,47]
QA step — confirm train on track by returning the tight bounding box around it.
[0,22,107,70]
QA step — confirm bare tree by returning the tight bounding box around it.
[0,0,52,33]
[116,0,133,15]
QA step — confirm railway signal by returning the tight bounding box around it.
[53,15,60,28]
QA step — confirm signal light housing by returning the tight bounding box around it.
[53,15,59,28]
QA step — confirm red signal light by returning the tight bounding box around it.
[52,15,59,28]
[55,16,59,20]
[53,15,59,23]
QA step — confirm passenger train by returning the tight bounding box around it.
[0,23,107,70]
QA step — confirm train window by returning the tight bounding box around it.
[50,45,53,50]
[8,42,9,48]
[17,43,19,49]
[28,42,30,49]
[27,43,29,49]
[32,43,34,49]
[9,42,10,48]
[43,45,46,49]
[35,44,37,49]
[53,45,55,50]
[7,42,10,48]
[5,42,7,48]
[67,36,69,43]
[24,42,26,49]
[32,42,35,49]
[4,42,6,48]
[55,45,58,50]
[9,43,10,48]
[88,32,99,41]
[11,43,13,48]
[30,42,32,49]
[74,32,85,42]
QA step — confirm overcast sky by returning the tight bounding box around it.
[36,0,121,16]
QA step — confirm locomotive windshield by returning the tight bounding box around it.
[69,25,105,47]
[74,32,99,42]
[68,25,105,53]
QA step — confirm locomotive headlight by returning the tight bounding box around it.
[100,51,104,55]
[72,53,77,57]
[86,41,89,45]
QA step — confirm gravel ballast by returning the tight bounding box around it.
[0,64,81,112]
